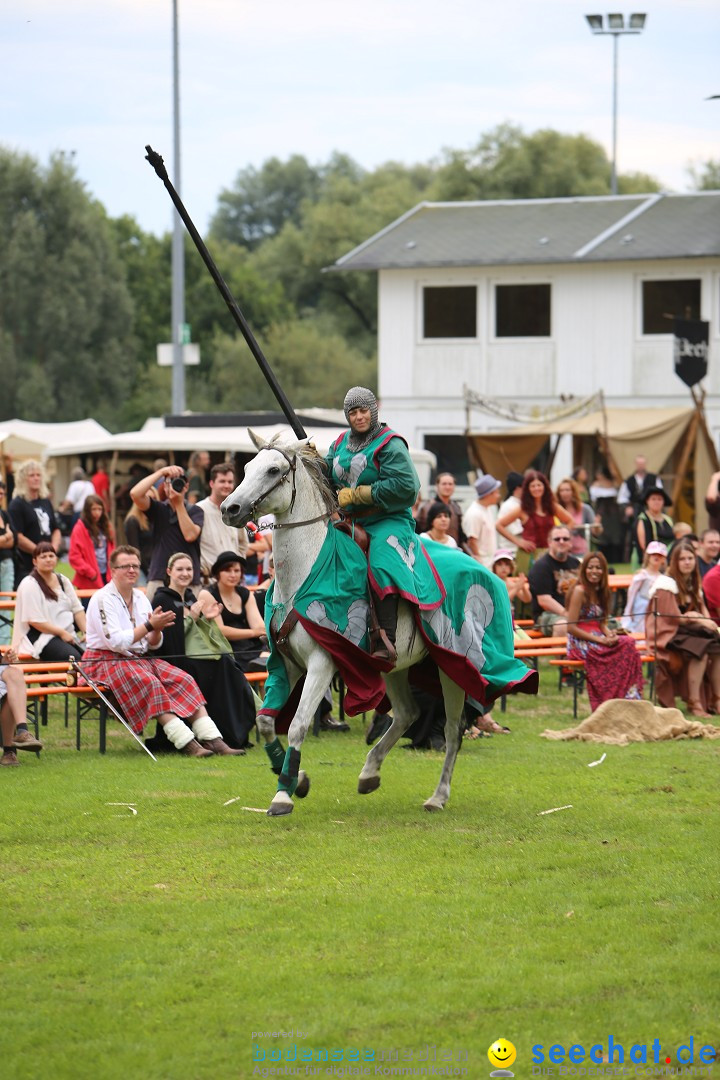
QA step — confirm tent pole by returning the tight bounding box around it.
[546,434,561,478]
[670,410,700,512]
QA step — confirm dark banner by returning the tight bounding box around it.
[674,317,709,388]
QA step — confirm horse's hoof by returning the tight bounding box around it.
[423,798,444,812]
[358,775,381,795]
[295,771,311,799]
[267,792,294,817]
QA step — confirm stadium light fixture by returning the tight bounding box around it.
[584,13,647,194]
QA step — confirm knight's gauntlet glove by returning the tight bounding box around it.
[337,485,374,508]
[352,485,374,506]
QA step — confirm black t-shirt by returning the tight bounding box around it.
[8,496,59,581]
[0,508,13,563]
[528,552,580,621]
[146,498,204,584]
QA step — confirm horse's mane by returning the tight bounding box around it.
[266,434,337,514]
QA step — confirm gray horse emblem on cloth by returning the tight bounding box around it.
[305,598,369,647]
[420,584,493,672]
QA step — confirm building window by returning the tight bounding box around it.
[642,279,701,334]
[423,286,477,338]
[495,284,551,337]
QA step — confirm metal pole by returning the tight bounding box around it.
[611,31,619,196]
[171,0,186,414]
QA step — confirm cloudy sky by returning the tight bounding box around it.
[4,0,719,236]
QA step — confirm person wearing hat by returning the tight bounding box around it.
[618,455,664,521]
[325,386,445,664]
[462,473,502,568]
[491,549,532,608]
[622,540,668,632]
[633,486,674,563]
[198,551,269,673]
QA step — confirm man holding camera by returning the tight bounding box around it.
[130,465,204,602]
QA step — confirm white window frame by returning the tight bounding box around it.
[637,273,703,339]
[490,279,554,342]
[418,281,479,344]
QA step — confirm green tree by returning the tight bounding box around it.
[211,154,323,249]
[0,148,136,428]
[111,215,171,368]
[429,123,660,201]
[112,217,291,421]
[687,159,720,191]
[189,318,375,413]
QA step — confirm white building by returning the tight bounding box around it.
[332,192,720,484]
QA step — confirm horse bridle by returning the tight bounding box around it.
[248,444,331,531]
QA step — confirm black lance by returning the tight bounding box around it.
[145,145,307,440]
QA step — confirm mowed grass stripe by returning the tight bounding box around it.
[1,666,719,1079]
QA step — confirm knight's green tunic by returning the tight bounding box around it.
[326,426,444,609]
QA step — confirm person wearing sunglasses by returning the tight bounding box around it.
[527,527,581,637]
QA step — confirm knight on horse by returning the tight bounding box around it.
[221,391,537,816]
[327,386,443,664]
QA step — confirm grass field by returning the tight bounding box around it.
[2,666,719,1080]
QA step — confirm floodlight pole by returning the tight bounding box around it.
[171,0,186,414]
[585,14,646,195]
[611,31,619,196]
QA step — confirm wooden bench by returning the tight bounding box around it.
[548,650,656,717]
[15,659,268,754]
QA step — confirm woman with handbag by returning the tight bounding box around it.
[645,540,720,717]
[149,552,256,751]
[199,551,269,672]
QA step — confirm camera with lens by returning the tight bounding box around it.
[170,474,188,492]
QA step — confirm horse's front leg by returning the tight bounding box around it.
[259,658,302,778]
[268,646,336,817]
[358,670,419,795]
[424,673,466,812]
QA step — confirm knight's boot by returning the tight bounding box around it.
[370,595,398,665]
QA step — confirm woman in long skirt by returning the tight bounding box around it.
[566,551,643,711]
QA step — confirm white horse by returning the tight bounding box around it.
[222,431,467,817]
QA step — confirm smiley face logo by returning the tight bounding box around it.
[488,1039,517,1070]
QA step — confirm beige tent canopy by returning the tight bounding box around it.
[467,404,719,532]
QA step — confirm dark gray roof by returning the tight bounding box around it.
[331,193,720,271]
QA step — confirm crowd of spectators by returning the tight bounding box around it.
[414,454,720,721]
[0,452,275,766]
[4,447,720,765]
